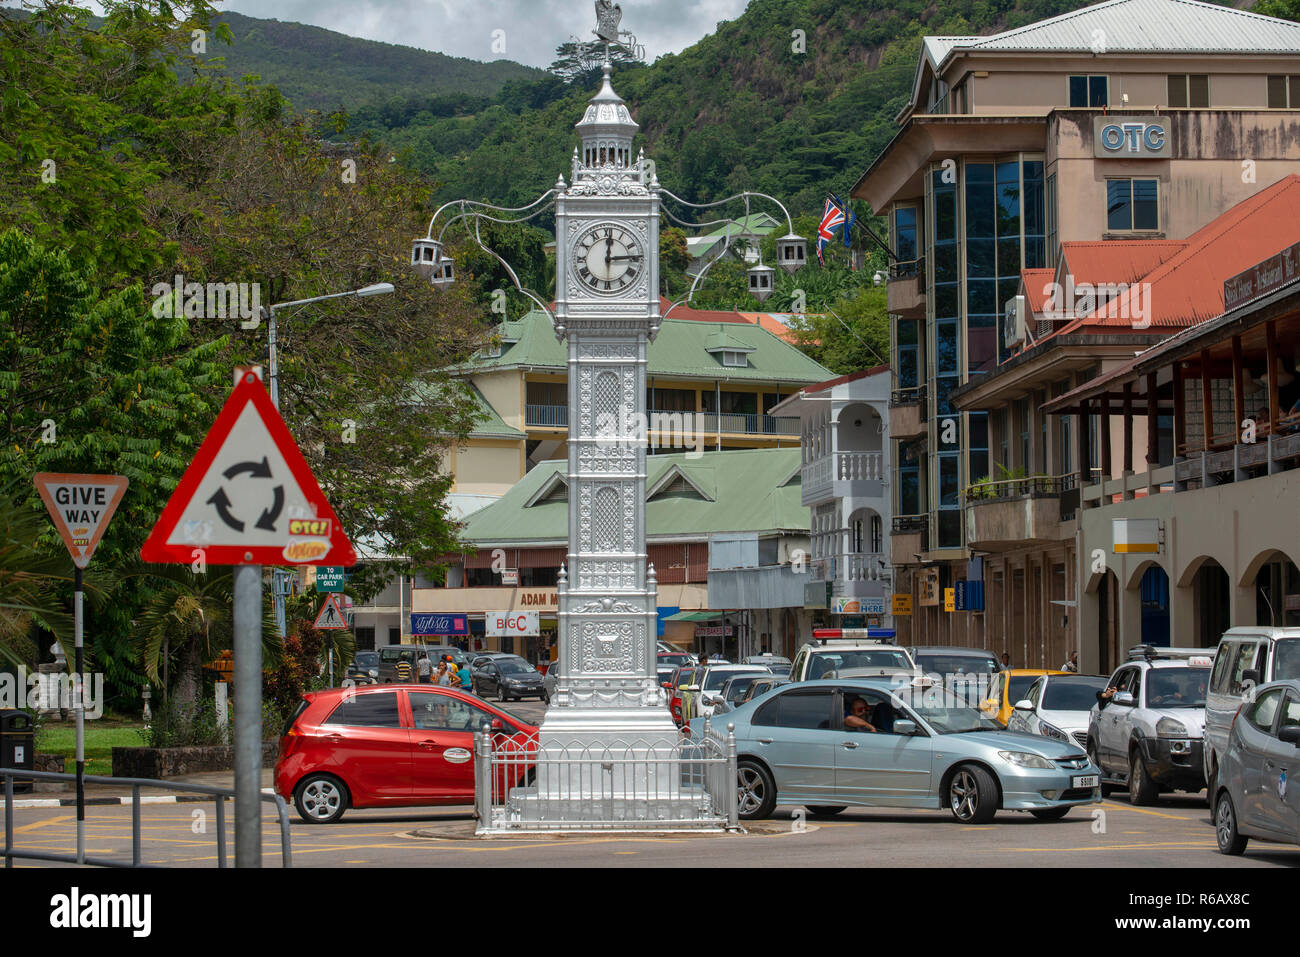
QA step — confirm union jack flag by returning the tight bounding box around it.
[816,198,847,265]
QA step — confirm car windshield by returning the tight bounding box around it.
[810,650,911,678]
[915,654,999,675]
[354,652,378,667]
[1041,677,1110,711]
[498,658,536,675]
[1275,639,1300,681]
[1146,668,1209,707]
[1007,675,1039,703]
[765,664,792,677]
[705,668,763,691]
[893,686,1002,734]
[724,675,763,700]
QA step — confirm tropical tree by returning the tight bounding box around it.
[0,482,71,668]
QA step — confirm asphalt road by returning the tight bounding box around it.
[6,698,1297,868]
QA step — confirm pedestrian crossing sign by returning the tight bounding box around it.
[313,592,349,630]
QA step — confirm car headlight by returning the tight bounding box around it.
[1156,717,1187,738]
[997,751,1055,770]
[368,668,378,677]
[1039,722,1067,742]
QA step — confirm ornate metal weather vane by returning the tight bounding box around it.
[572,0,644,71]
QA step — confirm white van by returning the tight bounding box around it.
[1203,627,1300,788]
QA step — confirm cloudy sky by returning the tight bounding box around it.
[222,0,752,68]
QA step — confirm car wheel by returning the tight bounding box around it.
[736,760,776,820]
[498,685,507,702]
[805,805,847,817]
[294,773,348,824]
[1129,749,1158,806]
[948,764,998,824]
[1029,807,1071,821]
[1087,739,1117,797]
[1214,791,1248,855]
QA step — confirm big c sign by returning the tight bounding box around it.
[1093,116,1170,158]
[487,611,540,637]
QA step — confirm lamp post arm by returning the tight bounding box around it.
[658,188,796,236]
[423,190,560,239]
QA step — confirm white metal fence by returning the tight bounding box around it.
[474,723,739,833]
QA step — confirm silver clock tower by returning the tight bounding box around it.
[542,61,675,750]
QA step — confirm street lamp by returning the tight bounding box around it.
[262,282,394,639]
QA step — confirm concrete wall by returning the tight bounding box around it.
[474,371,524,431]
[453,441,525,496]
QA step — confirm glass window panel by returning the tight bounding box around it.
[1107,180,1132,231]
[1069,75,1088,107]
[934,246,959,284]
[934,189,957,240]
[1189,74,1208,108]
[967,280,997,316]
[997,237,1021,276]
[1291,77,1300,107]
[969,412,988,450]
[936,318,960,374]
[939,455,961,505]
[998,277,1021,308]
[776,690,834,730]
[324,692,401,728]
[1025,238,1046,269]
[966,162,994,184]
[938,509,963,549]
[934,282,959,318]
[970,450,989,484]
[899,464,920,515]
[897,225,917,263]
[1133,179,1158,230]
[897,319,918,345]
[997,183,1020,237]
[935,375,958,416]
[895,206,917,229]
[1023,173,1044,236]
[1167,75,1187,108]
[966,183,995,239]
[1089,75,1108,107]
[966,238,996,278]
[996,160,1019,184]
[1268,75,1288,109]
[968,316,997,374]
[897,346,917,389]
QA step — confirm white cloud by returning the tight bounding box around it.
[221,0,751,68]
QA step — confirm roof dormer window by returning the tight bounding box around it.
[721,350,748,368]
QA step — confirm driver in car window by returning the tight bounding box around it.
[844,696,878,732]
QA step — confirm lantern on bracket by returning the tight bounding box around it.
[410,238,444,281]
[747,263,776,303]
[431,257,456,289]
[776,234,807,274]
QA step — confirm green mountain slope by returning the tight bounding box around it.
[200,10,543,112]
[342,0,1123,215]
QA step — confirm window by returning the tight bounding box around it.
[324,692,401,728]
[1247,688,1283,733]
[1267,75,1300,108]
[720,351,748,368]
[1228,641,1264,695]
[1211,641,1237,694]
[774,690,835,729]
[1168,74,1209,108]
[409,692,503,732]
[1046,172,1058,267]
[893,206,918,273]
[1107,178,1159,231]
[1281,693,1300,733]
[1069,75,1108,108]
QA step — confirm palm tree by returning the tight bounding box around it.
[126,564,279,707]
[0,481,71,668]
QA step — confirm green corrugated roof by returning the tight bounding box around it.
[465,383,524,439]
[458,448,806,546]
[458,310,832,384]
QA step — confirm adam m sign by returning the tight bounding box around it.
[1093,116,1170,159]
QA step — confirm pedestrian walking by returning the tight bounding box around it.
[416,652,433,684]
[435,660,453,686]
[395,657,413,682]
[456,658,474,694]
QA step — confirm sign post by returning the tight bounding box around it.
[142,371,355,867]
[33,472,128,865]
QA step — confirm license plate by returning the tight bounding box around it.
[1072,774,1099,789]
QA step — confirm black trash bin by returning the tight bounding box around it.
[0,709,36,794]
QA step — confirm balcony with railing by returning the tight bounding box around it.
[889,385,926,439]
[887,257,925,317]
[523,404,800,438]
[890,514,928,566]
[525,404,568,428]
[801,451,886,506]
[962,473,1077,550]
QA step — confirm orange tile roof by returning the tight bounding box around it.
[1058,240,1185,287]
[1019,269,1057,315]
[736,312,804,344]
[1058,174,1300,335]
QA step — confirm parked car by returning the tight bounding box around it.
[690,678,1099,823]
[981,669,1069,727]
[790,639,917,682]
[909,646,1003,683]
[682,664,771,724]
[472,655,546,701]
[668,666,698,727]
[1007,673,1111,749]
[275,685,537,823]
[658,652,694,672]
[738,675,790,705]
[1204,627,1300,792]
[1087,646,1215,804]
[345,651,380,685]
[1212,679,1300,854]
[543,658,564,704]
[708,672,774,716]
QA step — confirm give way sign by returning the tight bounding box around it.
[141,371,356,566]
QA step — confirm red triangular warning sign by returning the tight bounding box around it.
[141,371,356,567]
[313,593,349,630]
[34,473,129,569]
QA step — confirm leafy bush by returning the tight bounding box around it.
[140,699,230,749]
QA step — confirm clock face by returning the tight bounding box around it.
[572,222,644,295]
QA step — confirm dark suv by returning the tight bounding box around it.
[376,644,469,683]
[345,651,380,685]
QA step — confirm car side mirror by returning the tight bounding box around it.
[894,720,918,735]
[1279,725,1300,747]
[1013,699,1034,712]
[687,684,700,692]
[1113,691,1135,706]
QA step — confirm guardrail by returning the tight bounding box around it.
[525,403,568,427]
[2,769,294,869]
[962,473,1076,503]
[474,723,738,833]
[889,385,925,407]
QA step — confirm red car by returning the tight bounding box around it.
[275,684,537,823]
[667,666,698,727]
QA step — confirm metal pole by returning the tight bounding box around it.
[266,305,289,642]
[5,773,13,868]
[131,784,141,866]
[233,563,263,867]
[74,564,84,865]
[267,306,279,410]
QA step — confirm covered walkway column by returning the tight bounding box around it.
[1170,583,1197,649]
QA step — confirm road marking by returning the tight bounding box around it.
[614,851,637,855]
[1099,801,1199,821]
[1006,840,1214,852]
[12,815,74,834]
